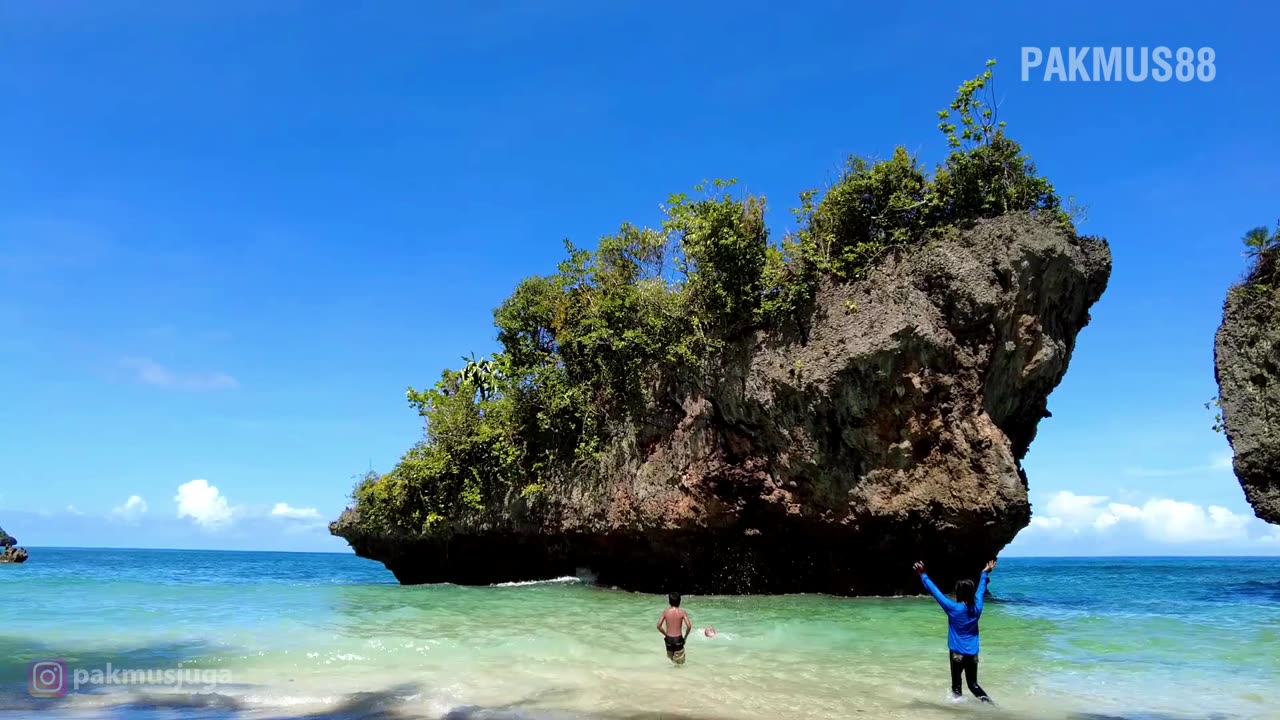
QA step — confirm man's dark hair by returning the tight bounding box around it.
[668,592,681,607]
[955,579,977,615]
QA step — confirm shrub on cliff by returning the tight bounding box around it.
[762,62,1068,323]
[1239,221,1279,291]
[348,63,1074,534]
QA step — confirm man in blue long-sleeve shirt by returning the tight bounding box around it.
[913,559,997,702]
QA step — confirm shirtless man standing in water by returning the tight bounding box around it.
[656,592,692,665]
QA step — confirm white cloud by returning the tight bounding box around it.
[1030,490,1255,543]
[270,503,321,520]
[65,504,85,516]
[1130,500,1249,543]
[175,479,234,528]
[120,356,238,391]
[112,495,148,522]
[1034,491,1110,529]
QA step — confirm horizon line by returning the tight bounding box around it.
[21,545,354,555]
[16,546,1279,560]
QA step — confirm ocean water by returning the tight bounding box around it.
[1,550,1276,720]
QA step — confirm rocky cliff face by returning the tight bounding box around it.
[1214,277,1280,524]
[333,215,1110,595]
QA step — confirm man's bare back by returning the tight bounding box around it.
[658,607,690,638]
[657,593,692,665]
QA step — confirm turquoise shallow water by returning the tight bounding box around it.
[1,549,1277,719]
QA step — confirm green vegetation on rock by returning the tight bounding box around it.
[1237,221,1279,295]
[348,63,1075,535]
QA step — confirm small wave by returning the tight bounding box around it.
[1231,580,1280,590]
[237,692,339,707]
[492,576,583,588]
[1219,580,1280,601]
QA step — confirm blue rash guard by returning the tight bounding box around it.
[921,571,989,656]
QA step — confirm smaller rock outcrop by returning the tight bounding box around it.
[0,547,28,564]
[1214,226,1280,524]
[0,526,29,564]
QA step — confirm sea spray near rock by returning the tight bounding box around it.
[492,576,583,588]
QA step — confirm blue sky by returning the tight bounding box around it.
[2,2,1277,556]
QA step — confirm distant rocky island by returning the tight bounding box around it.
[1215,221,1279,524]
[0,525,28,564]
[331,64,1112,595]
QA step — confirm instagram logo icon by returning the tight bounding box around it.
[29,659,67,698]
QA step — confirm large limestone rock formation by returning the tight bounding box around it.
[333,215,1110,594]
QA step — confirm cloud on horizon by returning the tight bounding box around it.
[8,467,1274,555]
[119,356,239,391]
[175,479,234,528]
[112,495,148,523]
[270,503,321,520]
[1024,490,1271,546]
[0,507,348,553]
[170,479,330,534]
